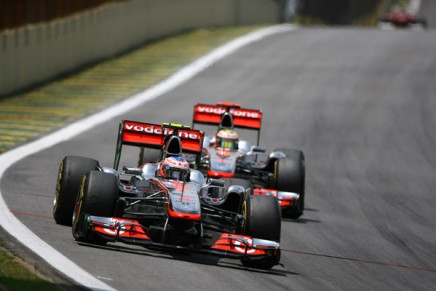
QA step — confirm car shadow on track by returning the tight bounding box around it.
[78,242,298,276]
[282,217,320,224]
[282,207,320,224]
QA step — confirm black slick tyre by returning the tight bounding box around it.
[53,156,99,226]
[72,170,119,244]
[246,195,281,242]
[242,195,281,269]
[274,148,305,219]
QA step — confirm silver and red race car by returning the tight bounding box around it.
[53,121,281,269]
[189,102,306,219]
[378,7,427,29]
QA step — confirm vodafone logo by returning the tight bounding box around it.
[125,123,172,134]
[230,108,259,118]
[197,106,227,115]
[124,123,199,139]
[196,106,260,118]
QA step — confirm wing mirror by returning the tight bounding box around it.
[123,166,143,175]
[208,178,225,187]
[251,146,266,153]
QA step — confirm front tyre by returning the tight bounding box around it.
[241,195,281,269]
[246,195,281,242]
[53,156,99,226]
[72,170,119,244]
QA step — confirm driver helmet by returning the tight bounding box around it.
[216,129,239,150]
[158,156,190,181]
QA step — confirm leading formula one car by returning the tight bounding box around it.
[378,6,427,29]
[188,102,305,219]
[53,121,281,269]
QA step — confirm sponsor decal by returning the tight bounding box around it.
[72,176,86,229]
[123,185,134,191]
[196,106,260,119]
[211,234,266,255]
[124,122,200,139]
[54,160,63,209]
[102,219,126,235]
[229,108,259,118]
[234,238,256,254]
[93,218,150,240]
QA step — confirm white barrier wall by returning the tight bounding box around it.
[0,0,281,97]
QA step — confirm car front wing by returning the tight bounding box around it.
[80,215,280,261]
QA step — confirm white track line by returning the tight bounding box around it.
[0,24,296,290]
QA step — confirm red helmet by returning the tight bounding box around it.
[216,129,239,150]
[158,156,190,180]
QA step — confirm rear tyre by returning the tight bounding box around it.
[72,170,119,244]
[242,195,281,269]
[53,156,99,226]
[274,148,305,219]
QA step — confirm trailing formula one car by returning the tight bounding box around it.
[53,121,281,269]
[189,102,305,219]
[378,7,427,29]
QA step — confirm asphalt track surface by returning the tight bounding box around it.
[2,12,436,291]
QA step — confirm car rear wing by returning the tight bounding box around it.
[114,120,204,170]
[192,102,262,145]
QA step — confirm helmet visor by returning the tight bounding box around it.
[217,138,237,149]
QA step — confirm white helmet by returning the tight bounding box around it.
[216,129,239,150]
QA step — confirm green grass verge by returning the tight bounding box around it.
[0,245,61,291]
